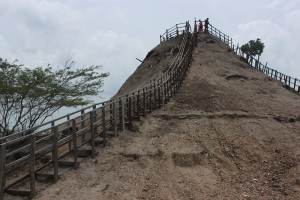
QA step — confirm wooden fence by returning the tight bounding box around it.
[194,20,300,93]
[0,21,197,199]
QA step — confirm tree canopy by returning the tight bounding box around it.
[0,58,109,137]
[241,38,265,59]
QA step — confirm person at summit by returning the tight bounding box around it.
[198,20,203,32]
[204,18,209,32]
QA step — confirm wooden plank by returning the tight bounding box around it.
[158,85,161,108]
[5,189,31,196]
[120,99,125,132]
[52,127,58,183]
[166,75,169,101]
[143,89,146,117]
[162,82,165,107]
[65,116,72,151]
[153,82,157,110]
[137,94,141,121]
[72,120,78,170]
[81,110,85,143]
[77,150,92,158]
[109,103,113,127]
[58,160,77,167]
[29,134,36,199]
[35,172,54,179]
[128,97,132,129]
[102,106,107,146]
[113,102,118,136]
[94,140,104,146]
[90,111,95,159]
[0,143,6,200]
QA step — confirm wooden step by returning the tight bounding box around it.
[58,160,79,167]
[94,140,104,146]
[77,149,92,158]
[6,189,30,196]
[99,133,115,139]
[36,172,54,179]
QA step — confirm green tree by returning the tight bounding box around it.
[241,38,265,61]
[0,58,109,137]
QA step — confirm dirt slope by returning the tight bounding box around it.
[113,36,181,98]
[35,33,300,200]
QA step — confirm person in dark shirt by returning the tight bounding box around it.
[204,18,209,32]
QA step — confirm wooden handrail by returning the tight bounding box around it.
[0,21,196,200]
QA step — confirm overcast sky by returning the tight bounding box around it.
[1,0,300,116]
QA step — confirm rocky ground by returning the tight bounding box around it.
[32,33,300,200]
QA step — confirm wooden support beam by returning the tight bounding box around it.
[113,102,118,136]
[102,106,107,146]
[153,82,157,110]
[149,81,153,112]
[72,120,78,170]
[143,89,146,117]
[94,140,104,146]
[0,143,6,200]
[52,126,58,183]
[29,134,36,199]
[120,99,125,132]
[58,160,78,167]
[137,94,141,121]
[128,97,132,128]
[77,150,92,158]
[90,111,95,159]
[5,189,31,196]
[35,172,55,179]
[81,109,85,143]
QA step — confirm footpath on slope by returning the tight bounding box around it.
[34,33,300,200]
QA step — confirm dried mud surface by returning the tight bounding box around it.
[33,33,300,200]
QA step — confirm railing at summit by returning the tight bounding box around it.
[192,19,300,93]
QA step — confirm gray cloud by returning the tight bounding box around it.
[0,0,299,114]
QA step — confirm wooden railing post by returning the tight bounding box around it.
[294,78,297,90]
[162,79,165,107]
[149,81,153,112]
[81,110,85,143]
[29,134,36,199]
[66,115,72,151]
[109,103,113,127]
[153,82,157,110]
[166,29,169,40]
[167,76,170,101]
[0,143,6,200]
[72,119,78,170]
[52,126,58,183]
[113,102,118,136]
[158,81,161,108]
[137,93,141,121]
[128,97,132,128]
[102,106,107,146]
[143,88,146,117]
[89,111,95,159]
[119,99,125,132]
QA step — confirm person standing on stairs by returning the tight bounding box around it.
[198,20,203,32]
[204,18,209,32]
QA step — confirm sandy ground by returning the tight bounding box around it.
[32,33,300,200]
